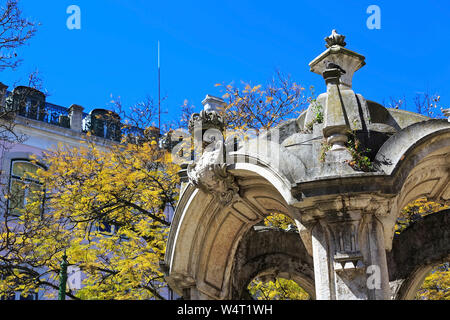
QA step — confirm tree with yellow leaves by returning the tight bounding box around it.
[0,121,180,299]
[248,277,310,300]
[216,70,311,131]
[416,263,449,300]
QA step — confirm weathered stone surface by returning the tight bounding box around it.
[187,142,239,207]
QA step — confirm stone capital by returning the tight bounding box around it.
[68,103,84,113]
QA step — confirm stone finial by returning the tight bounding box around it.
[442,108,450,122]
[310,30,365,89]
[325,29,346,48]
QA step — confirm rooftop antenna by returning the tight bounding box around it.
[158,40,161,132]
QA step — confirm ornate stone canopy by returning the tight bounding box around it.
[164,30,450,300]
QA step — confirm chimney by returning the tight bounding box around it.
[0,82,8,108]
[69,104,84,132]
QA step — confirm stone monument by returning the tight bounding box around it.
[164,30,450,300]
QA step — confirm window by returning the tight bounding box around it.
[0,274,38,300]
[9,160,44,217]
[97,221,115,234]
[19,292,38,300]
[95,218,118,236]
[0,292,38,301]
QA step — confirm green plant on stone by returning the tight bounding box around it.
[319,139,332,162]
[314,104,324,124]
[345,131,374,172]
[304,101,323,133]
[304,120,314,132]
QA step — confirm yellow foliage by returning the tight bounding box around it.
[416,263,449,300]
[218,71,310,131]
[0,134,180,300]
[263,213,295,230]
[395,198,448,234]
[248,277,310,300]
[395,198,449,300]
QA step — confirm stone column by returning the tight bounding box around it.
[305,209,390,300]
[68,104,84,132]
[322,67,351,156]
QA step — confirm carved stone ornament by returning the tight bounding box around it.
[187,140,239,207]
[188,109,225,133]
[331,222,365,272]
[325,29,347,48]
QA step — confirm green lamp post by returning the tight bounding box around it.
[58,251,68,300]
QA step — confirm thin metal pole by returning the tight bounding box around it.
[158,41,161,131]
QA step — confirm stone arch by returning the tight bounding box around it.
[387,209,450,300]
[375,120,450,210]
[373,120,450,249]
[230,226,315,300]
[394,128,450,212]
[165,163,303,300]
[375,120,450,177]
[396,152,449,211]
[229,143,306,207]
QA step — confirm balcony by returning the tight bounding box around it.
[0,85,159,144]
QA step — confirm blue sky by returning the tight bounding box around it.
[1,0,449,124]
